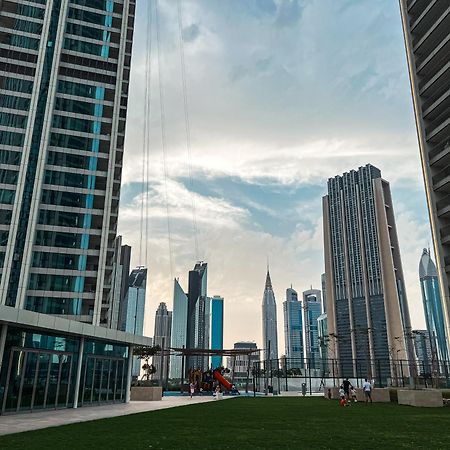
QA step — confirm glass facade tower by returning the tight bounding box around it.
[303,289,321,369]
[283,287,304,368]
[0,0,135,327]
[211,295,224,368]
[419,248,449,363]
[262,270,279,363]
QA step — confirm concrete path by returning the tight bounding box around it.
[0,396,231,436]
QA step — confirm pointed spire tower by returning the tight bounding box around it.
[262,267,279,363]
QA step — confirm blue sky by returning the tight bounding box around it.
[119,0,431,351]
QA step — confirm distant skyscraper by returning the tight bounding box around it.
[303,289,321,369]
[283,287,304,368]
[323,164,414,379]
[121,267,147,377]
[321,273,327,313]
[413,330,433,375]
[111,236,131,331]
[0,0,135,328]
[419,249,449,362]
[400,1,450,349]
[170,278,188,379]
[211,296,224,368]
[153,302,172,383]
[187,262,208,370]
[262,270,279,363]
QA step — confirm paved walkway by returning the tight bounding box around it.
[0,396,229,436]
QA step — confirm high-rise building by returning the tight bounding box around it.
[211,295,224,368]
[262,270,279,363]
[283,287,304,368]
[186,262,208,370]
[400,1,450,351]
[0,1,156,416]
[153,302,172,383]
[122,267,147,378]
[170,278,188,379]
[412,330,433,375]
[419,248,449,362]
[321,273,327,313]
[0,0,135,328]
[323,164,414,379]
[303,289,321,369]
[110,236,131,330]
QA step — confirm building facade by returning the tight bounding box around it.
[211,295,224,368]
[0,0,135,327]
[262,270,279,363]
[303,289,321,370]
[227,341,258,388]
[169,278,188,379]
[413,329,433,375]
[0,0,144,415]
[400,0,450,352]
[153,302,172,384]
[186,262,208,370]
[419,248,449,363]
[323,164,414,380]
[283,287,304,368]
[317,312,328,372]
[321,273,327,313]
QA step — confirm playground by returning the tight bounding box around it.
[1,396,449,449]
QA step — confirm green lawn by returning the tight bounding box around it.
[1,397,450,449]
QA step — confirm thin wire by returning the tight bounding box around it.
[155,0,174,280]
[177,0,199,261]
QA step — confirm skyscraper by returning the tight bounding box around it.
[323,164,414,379]
[186,262,208,370]
[0,1,157,416]
[153,302,172,383]
[412,330,433,375]
[419,248,449,363]
[283,287,304,368]
[122,267,147,377]
[317,313,328,371]
[170,278,188,380]
[400,1,450,350]
[211,295,224,368]
[0,0,135,328]
[303,289,321,369]
[262,270,279,363]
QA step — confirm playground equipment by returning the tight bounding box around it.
[213,369,232,390]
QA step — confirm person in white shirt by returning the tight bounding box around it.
[362,378,372,405]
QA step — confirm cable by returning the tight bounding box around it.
[155,0,174,280]
[177,0,200,261]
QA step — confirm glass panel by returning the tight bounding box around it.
[57,355,72,407]
[19,351,39,411]
[82,357,95,404]
[116,359,125,401]
[33,353,50,410]
[3,350,23,412]
[92,359,102,403]
[100,359,110,402]
[45,354,61,408]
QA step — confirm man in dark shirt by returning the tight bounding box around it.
[342,378,352,400]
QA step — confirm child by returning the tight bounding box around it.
[350,387,357,403]
[339,386,346,407]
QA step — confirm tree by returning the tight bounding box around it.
[134,345,161,381]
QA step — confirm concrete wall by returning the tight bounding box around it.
[130,387,163,401]
[398,389,442,407]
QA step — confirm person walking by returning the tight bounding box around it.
[363,378,372,405]
[189,382,195,399]
[342,377,352,402]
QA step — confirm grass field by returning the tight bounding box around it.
[1,397,450,449]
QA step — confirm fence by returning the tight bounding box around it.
[252,357,450,394]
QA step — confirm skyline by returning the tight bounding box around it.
[117,0,432,353]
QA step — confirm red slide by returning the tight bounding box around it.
[213,370,232,390]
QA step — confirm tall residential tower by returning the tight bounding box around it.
[400,0,450,349]
[153,302,172,383]
[283,287,304,367]
[323,164,414,379]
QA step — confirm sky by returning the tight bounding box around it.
[118,0,432,353]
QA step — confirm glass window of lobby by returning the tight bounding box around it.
[0,0,155,416]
